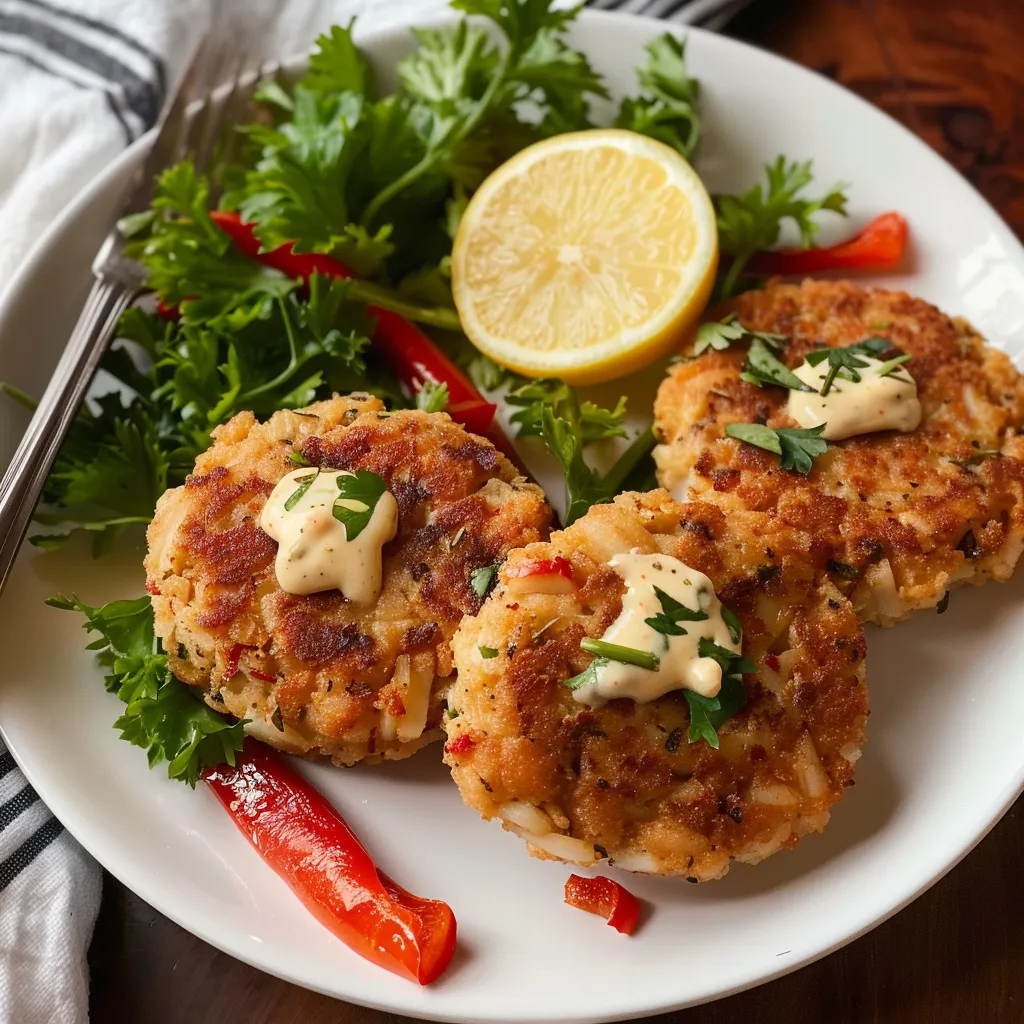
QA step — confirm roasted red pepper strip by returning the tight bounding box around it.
[207,211,503,436]
[203,741,457,985]
[747,212,908,276]
[564,874,640,935]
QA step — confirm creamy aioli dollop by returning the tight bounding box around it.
[572,552,740,707]
[260,468,398,602]
[787,355,921,441]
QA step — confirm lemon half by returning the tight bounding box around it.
[451,129,718,386]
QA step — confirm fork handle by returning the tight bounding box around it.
[0,277,134,591]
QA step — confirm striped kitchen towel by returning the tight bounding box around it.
[0,0,749,1021]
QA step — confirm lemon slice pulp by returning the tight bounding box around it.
[451,129,718,386]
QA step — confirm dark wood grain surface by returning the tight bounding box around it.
[88,1,1024,1021]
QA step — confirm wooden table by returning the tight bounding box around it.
[87,0,1024,1020]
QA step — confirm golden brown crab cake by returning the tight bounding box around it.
[654,280,1024,626]
[444,491,868,881]
[145,394,552,766]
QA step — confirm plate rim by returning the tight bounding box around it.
[2,9,1024,1021]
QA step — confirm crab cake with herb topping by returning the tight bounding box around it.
[654,280,1024,626]
[145,394,551,766]
[444,491,868,881]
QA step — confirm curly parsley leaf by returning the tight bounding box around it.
[615,33,700,158]
[506,379,653,525]
[695,314,788,356]
[333,470,388,539]
[715,157,848,300]
[565,657,609,691]
[644,585,708,636]
[47,594,245,786]
[415,379,450,412]
[725,422,829,475]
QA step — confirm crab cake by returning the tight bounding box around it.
[145,394,552,766]
[654,280,1024,626]
[444,491,868,881]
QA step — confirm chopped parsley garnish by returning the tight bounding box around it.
[479,646,499,659]
[804,337,891,396]
[415,379,449,413]
[332,470,387,540]
[948,449,1000,470]
[284,470,318,511]
[470,562,500,598]
[725,422,829,474]
[288,449,312,466]
[579,638,659,671]
[684,638,757,749]
[643,585,708,636]
[694,313,788,356]
[740,338,812,392]
[875,353,913,379]
[565,658,609,691]
[721,604,742,645]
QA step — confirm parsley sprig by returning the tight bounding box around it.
[47,595,245,786]
[804,337,891,396]
[715,157,848,300]
[506,379,655,525]
[333,471,388,539]
[643,585,708,636]
[726,422,829,474]
[694,313,787,356]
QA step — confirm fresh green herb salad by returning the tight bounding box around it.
[7,0,855,784]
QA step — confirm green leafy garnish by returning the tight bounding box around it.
[284,471,318,510]
[715,157,848,299]
[683,637,757,749]
[505,379,654,525]
[332,470,388,539]
[615,33,700,158]
[479,646,499,659]
[415,379,450,412]
[579,638,659,671]
[644,585,708,636]
[47,594,245,786]
[725,422,829,474]
[565,658,609,691]
[721,605,742,645]
[948,449,1001,470]
[804,338,891,396]
[875,353,913,379]
[694,313,787,356]
[740,339,811,392]
[289,449,312,466]
[470,562,500,598]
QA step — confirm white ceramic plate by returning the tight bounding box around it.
[3,12,1024,1024]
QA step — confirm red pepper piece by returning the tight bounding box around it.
[203,741,457,985]
[224,642,245,681]
[207,212,517,456]
[249,669,277,683]
[144,579,161,596]
[444,733,476,757]
[155,297,181,321]
[747,212,908,276]
[564,874,641,935]
[506,556,573,581]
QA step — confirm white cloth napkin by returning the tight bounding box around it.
[0,0,745,1021]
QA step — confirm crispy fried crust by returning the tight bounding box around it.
[145,394,552,765]
[654,280,1024,625]
[445,491,868,880]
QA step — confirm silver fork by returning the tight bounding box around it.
[0,39,261,592]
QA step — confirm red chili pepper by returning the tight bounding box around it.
[207,212,517,456]
[203,741,457,985]
[564,874,640,935]
[747,212,908,276]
